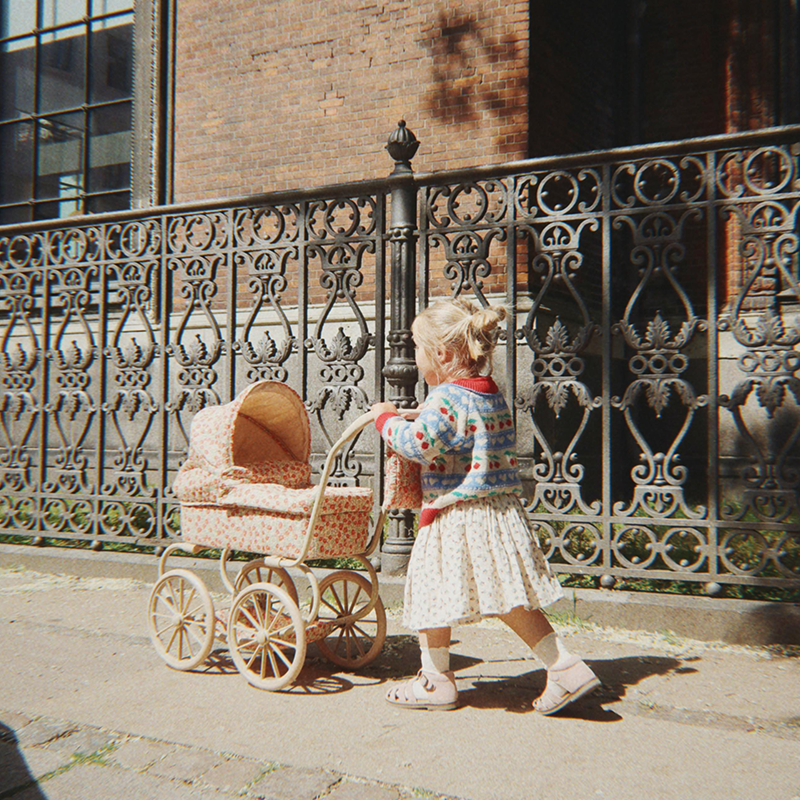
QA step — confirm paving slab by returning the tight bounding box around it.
[31,762,224,800]
[199,756,266,792]
[40,726,119,758]
[247,765,341,800]
[108,737,177,771]
[325,782,402,800]
[144,743,228,781]
[11,718,78,749]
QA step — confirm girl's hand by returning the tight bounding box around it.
[371,402,399,419]
[401,408,421,420]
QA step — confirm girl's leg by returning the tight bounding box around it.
[419,627,451,648]
[385,626,458,710]
[500,607,572,668]
[499,606,600,715]
[419,626,452,673]
[499,607,554,649]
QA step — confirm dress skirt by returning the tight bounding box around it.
[403,493,565,631]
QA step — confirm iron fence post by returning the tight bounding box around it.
[380,120,420,575]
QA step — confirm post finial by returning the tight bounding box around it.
[386,119,419,174]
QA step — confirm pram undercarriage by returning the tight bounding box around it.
[149,545,386,690]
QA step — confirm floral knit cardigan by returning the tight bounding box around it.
[375,377,523,528]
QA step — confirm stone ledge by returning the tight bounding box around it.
[1,542,797,646]
[549,584,800,647]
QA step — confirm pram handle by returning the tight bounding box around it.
[333,410,378,450]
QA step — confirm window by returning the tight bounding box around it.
[0,0,134,224]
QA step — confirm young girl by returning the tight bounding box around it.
[371,298,600,713]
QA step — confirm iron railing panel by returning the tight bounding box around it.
[2,125,799,591]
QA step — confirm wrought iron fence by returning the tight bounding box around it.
[0,181,389,555]
[2,123,800,593]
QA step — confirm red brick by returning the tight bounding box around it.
[173,0,531,202]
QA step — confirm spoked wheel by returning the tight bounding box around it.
[233,560,298,605]
[316,571,386,669]
[228,583,306,690]
[148,569,215,671]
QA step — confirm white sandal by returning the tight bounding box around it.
[533,658,600,715]
[385,669,459,711]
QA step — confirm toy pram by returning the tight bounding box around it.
[147,380,401,691]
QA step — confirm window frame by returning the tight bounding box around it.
[0,0,168,223]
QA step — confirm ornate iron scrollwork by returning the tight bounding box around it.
[102,233,159,501]
[0,266,40,527]
[233,205,299,383]
[426,180,507,305]
[719,155,800,528]
[0,131,797,590]
[611,208,708,520]
[165,212,228,444]
[45,261,98,499]
[515,170,602,518]
[305,197,377,483]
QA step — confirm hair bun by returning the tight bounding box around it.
[471,303,507,334]
[413,297,505,378]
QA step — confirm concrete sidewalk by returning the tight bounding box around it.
[0,564,799,800]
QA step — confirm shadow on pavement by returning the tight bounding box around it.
[284,668,356,695]
[362,634,484,677]
[0,721,49,799]
[174,636,688,719]
[189,648,361,694]
[458,654,684,720]
[199,649,239,675]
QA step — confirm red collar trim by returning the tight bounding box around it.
[451,376,498,394]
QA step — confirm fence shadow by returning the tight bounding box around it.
[739,603,800,648]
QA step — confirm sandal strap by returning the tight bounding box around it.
[416,670,435,692]
[533,659,600,715]
[385,669,458,709]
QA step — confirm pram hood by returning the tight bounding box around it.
[188,380,311,473]
[174,380,373,528]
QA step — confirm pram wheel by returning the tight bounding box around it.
[233,560,298,604]
[316,571,387,669]
[148,569,215,671]
[228,582,306,690]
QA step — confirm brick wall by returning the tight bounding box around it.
[724,0,778,134]
[173,0,531,202]
[721,0,779,307]
[171,0,784,310]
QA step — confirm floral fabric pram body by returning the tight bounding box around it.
[147,381,397,690]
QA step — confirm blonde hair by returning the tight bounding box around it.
[411,298,507,380]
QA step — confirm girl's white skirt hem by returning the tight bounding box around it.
[403,494,564,631]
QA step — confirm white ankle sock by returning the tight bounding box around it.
[531,632,573,670]
[420,645,450,674]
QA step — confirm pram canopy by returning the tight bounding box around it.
[191,380,311,471]
[173,381,373,560]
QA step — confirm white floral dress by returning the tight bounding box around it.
[402,493,564,630]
